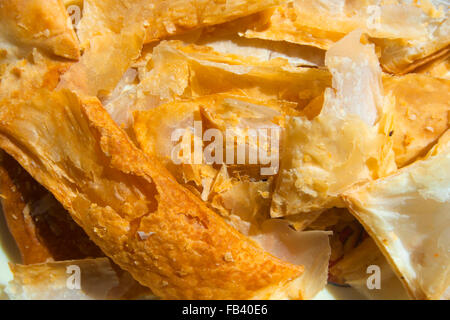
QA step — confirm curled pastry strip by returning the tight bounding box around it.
[0,89,304,299]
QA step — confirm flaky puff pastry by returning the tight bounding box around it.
[343,130,450,300]
[0,0,79,60]
[415,50,450,80]
[271,31,397,217]
[58,0,286,96]
[0,89,307,300]
[242,0,449,74]
[7,258,155,300]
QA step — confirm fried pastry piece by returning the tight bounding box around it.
[271,31,396,217]
[105,40,331,128]
[58,0,147,96]
[0,151,104,264]
[133,93,332,299]
[415,51,450,80]
[58,0,286,96]
[7,258,155,300]
[192,34,325,67]
[329,237,409,300]
[143,0,287,43]
[0,49,71,103]
[0,0,79,61]
[383,74,450,167]
[0,88,307,299]
[343,131,450,300]
[242,0,450,74]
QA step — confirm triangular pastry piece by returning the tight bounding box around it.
[0,88,307,299]
[271,31,396,217]
[343,130,450,300]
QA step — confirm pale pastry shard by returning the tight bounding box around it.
[194,35,325,68]
[0,89,306,299]
[7,258,155,300]
[271,31,396,217]
[329,237,409,300]
[383,73,450,167]
[0,0,80,61]
[106,40,331,128]
[252,221,331,300]
[343,131,450,300]
[242,0,450,74]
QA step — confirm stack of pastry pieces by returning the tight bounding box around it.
[0,0,448,299]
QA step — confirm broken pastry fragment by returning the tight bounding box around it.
[271,31,396,217]
[59,0,287,96]
[0,88,307,299]
[105,40,331,128]
[241,0,450,74]
[133,92,332,299]
[343,131,450,300]
[0,151,104,264]
[0,0,80,61]
[7,258,155,300]
[383,73,450,167]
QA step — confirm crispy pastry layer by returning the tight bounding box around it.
[0,89,304,299]
[0,151,103,264]
[0,0,79,60]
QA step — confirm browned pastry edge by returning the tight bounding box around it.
[0,0,80,60]
[0,151,104,264]
[0,89,305,299]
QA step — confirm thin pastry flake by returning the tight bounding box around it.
[343,132,450,300]
[7,258,155,300]
[143,0,287,43]
[59,0,287,97]
[271,31,396,217]
[330,237,409,300]
[241,0,450,74]
[0,151,104,264]
[0,0,80,61]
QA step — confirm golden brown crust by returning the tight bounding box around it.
[0,151,103,264]
[0,0,80,60]
[0,89,304,299]
[144,0,287,43]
